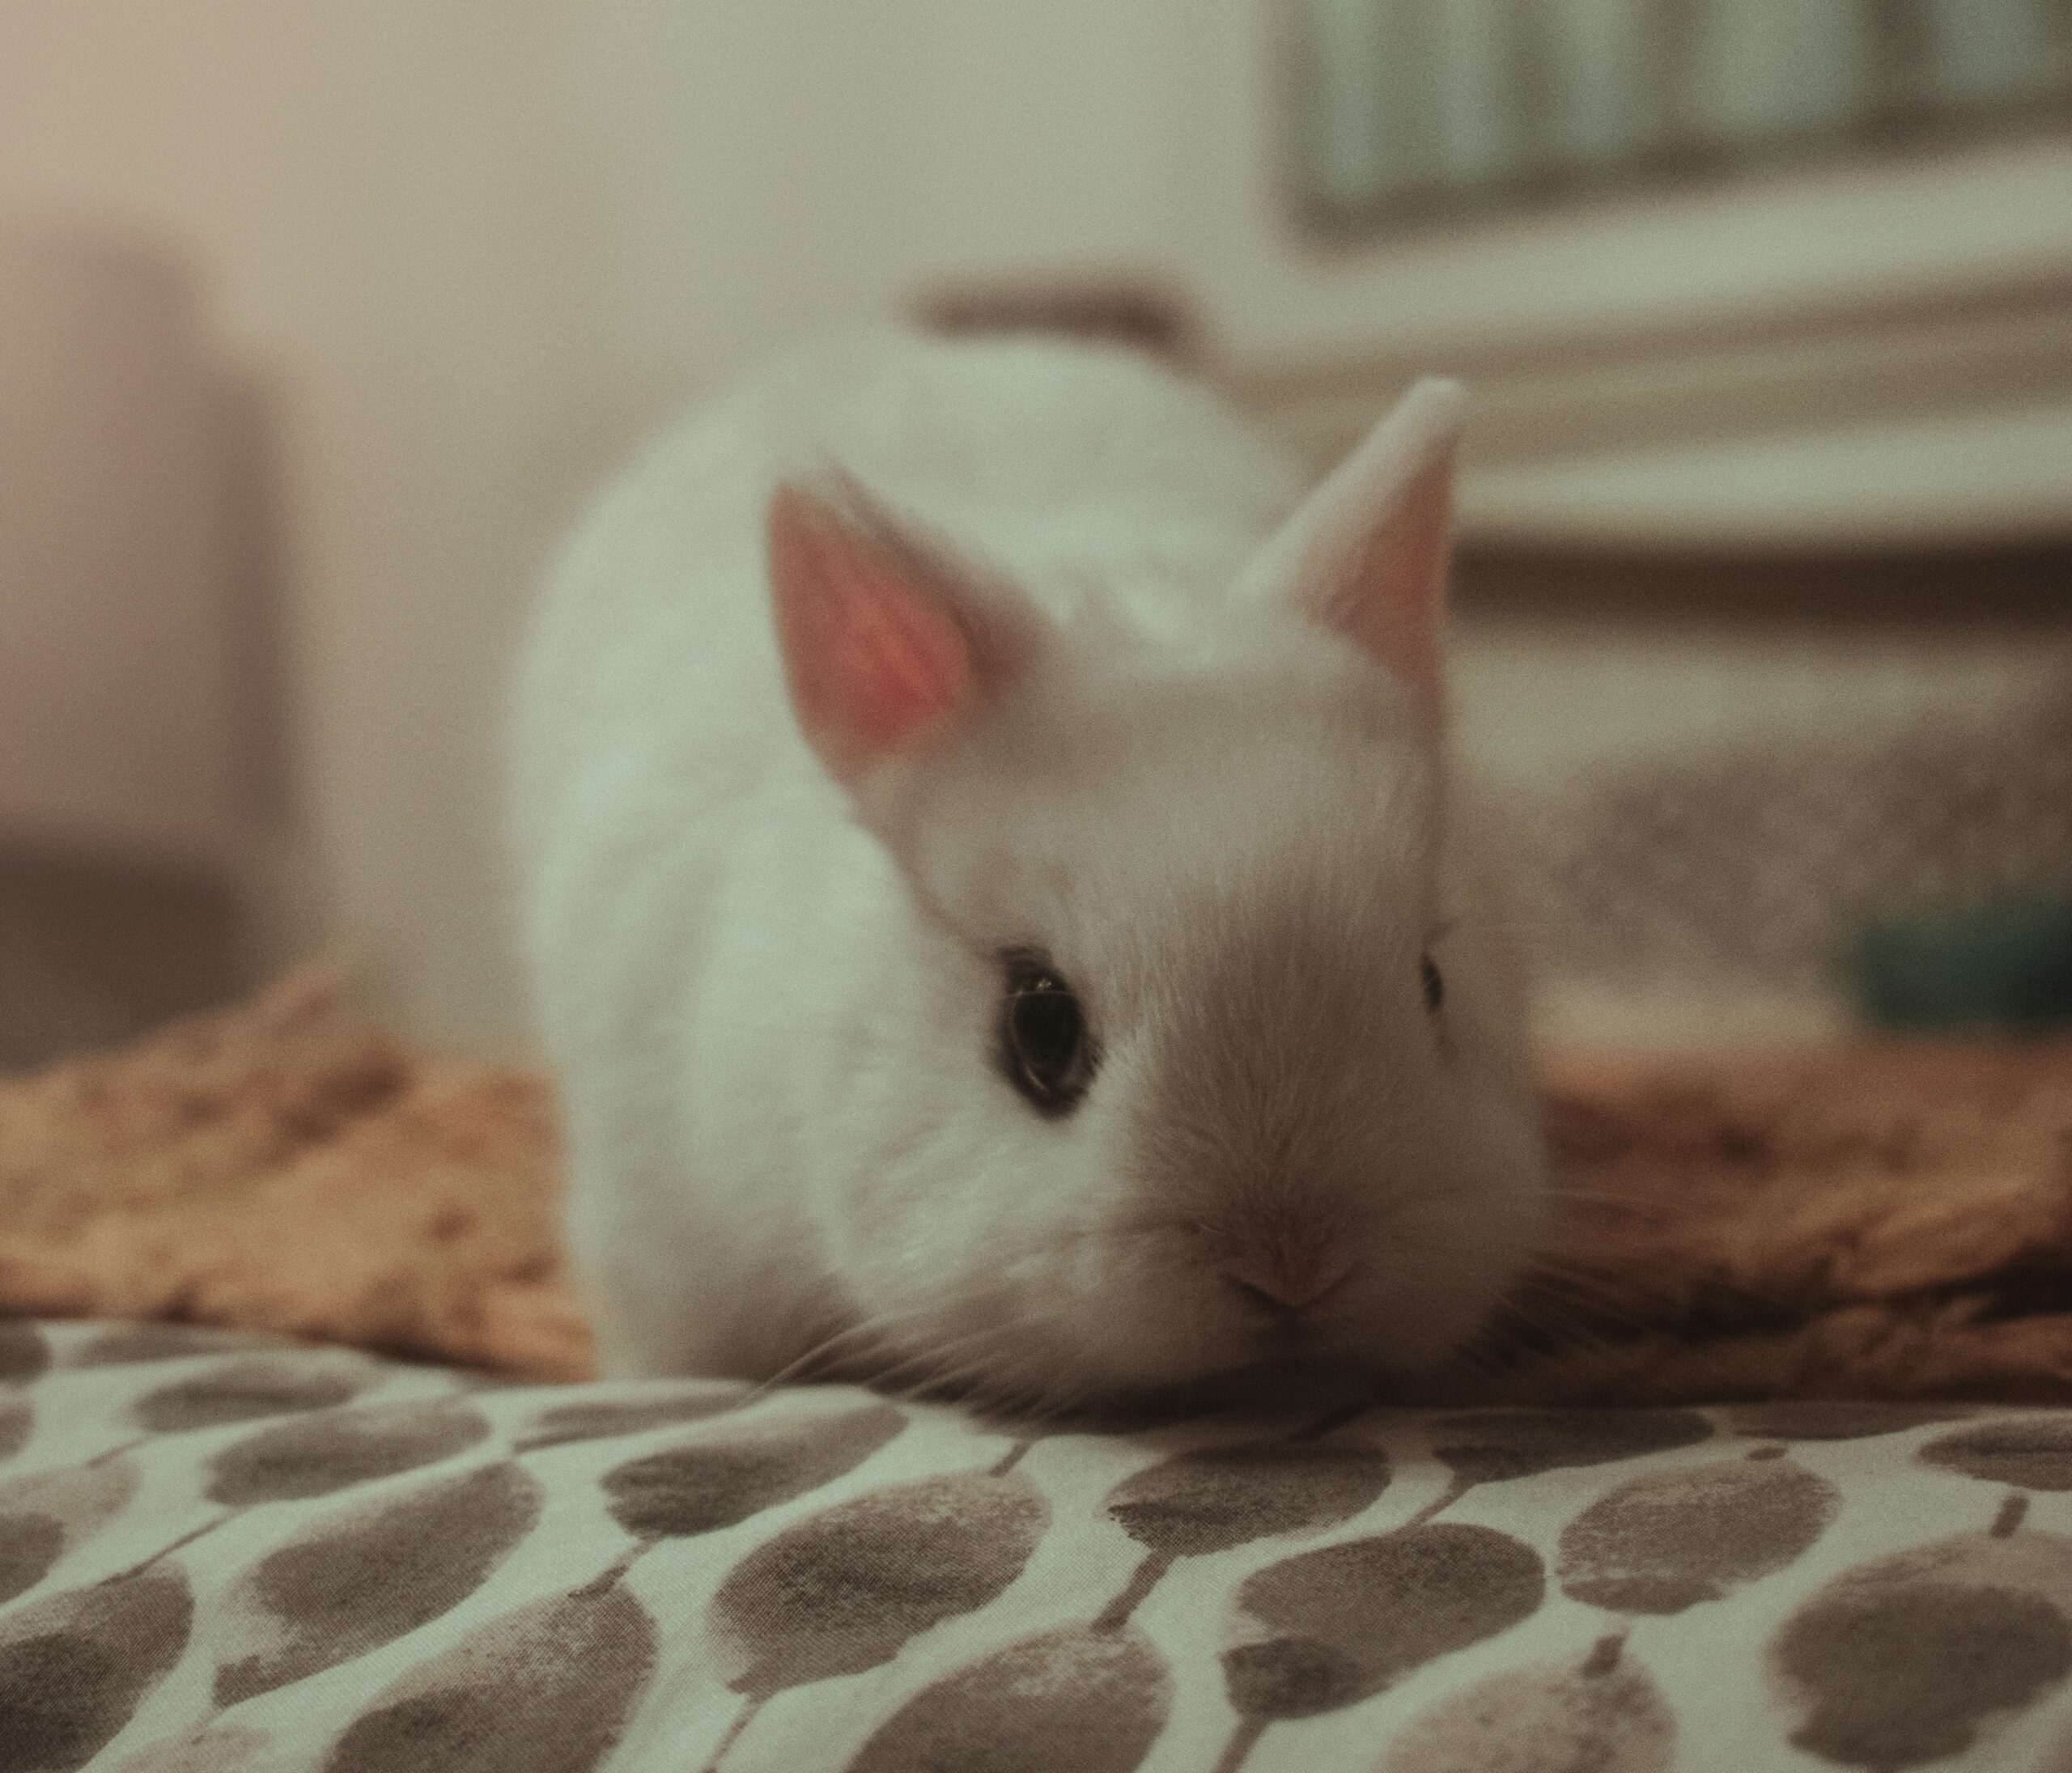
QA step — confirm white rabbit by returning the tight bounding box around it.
[509,329,1543,1407]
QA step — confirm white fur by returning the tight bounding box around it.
[509,330,1544,1405]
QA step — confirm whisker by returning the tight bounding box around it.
[743,1299,978,1400]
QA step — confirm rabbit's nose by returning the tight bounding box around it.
[1223,1252,1355,1314]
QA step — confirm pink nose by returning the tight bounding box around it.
[1223,1253,1356,1314]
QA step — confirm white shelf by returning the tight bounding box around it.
[1463,400,2072,554]
[1231,274,2072,556]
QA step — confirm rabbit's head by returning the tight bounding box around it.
[766,380,1543,1409]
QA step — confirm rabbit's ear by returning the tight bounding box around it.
[767,473,1043,786]
[1241,378,1463,728]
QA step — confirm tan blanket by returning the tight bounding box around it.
[4,969,2070,1404]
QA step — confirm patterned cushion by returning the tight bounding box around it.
[6,1319,2072,1772]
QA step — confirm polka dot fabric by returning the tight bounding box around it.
[8,1320,2072,1771]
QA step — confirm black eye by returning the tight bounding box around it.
[1420,953,1445,1014]
[997,949,1097,1116]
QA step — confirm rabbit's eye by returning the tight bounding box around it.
[1420,954,1445,1015]
[998,949,1097,1115]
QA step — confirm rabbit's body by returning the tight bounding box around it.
[512,331,1543,1403]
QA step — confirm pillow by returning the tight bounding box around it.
[5,1317,2069,1772]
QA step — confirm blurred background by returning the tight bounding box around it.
[1,0,2068,1065]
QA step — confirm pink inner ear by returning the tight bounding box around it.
[769,486,975,783]
[1330,444,1452,723]
[1250,377,1463,732]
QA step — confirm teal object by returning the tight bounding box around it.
[1845,893,2072,1032]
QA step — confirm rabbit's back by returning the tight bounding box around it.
[509,330,1306,931]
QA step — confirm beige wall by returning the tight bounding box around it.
[0,1,1201,1050]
